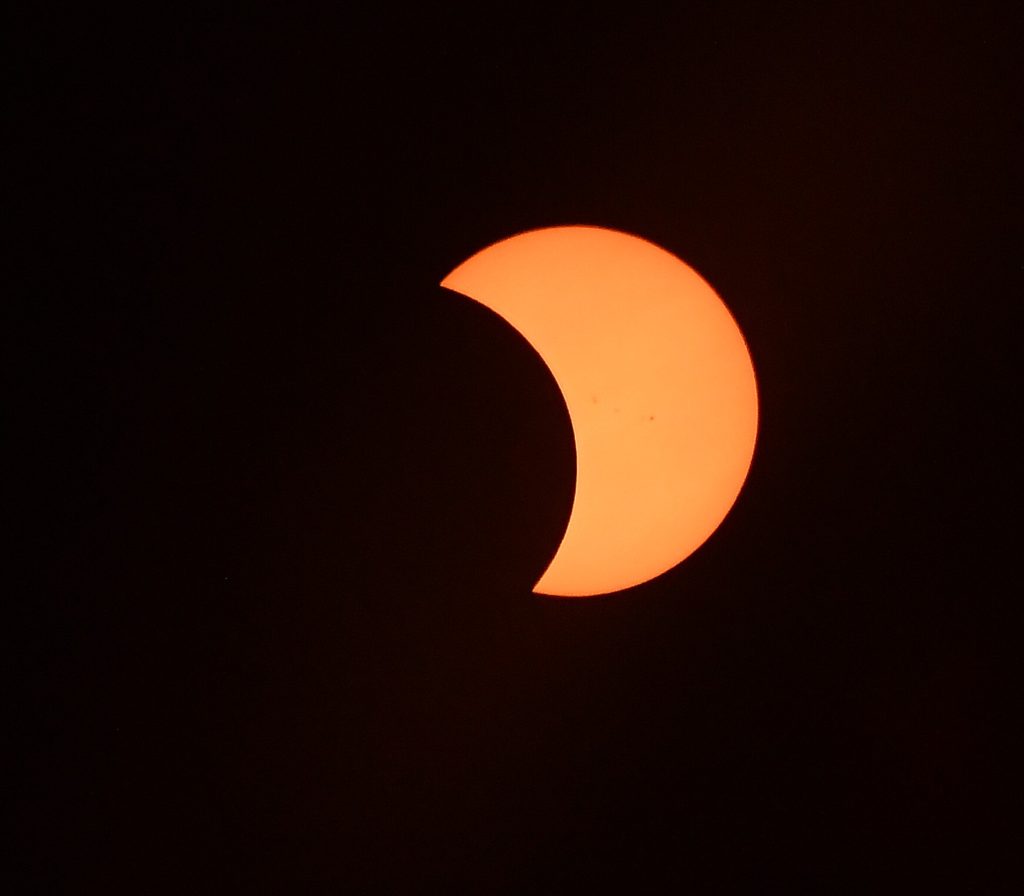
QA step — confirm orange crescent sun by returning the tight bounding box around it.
[442,226,758,597]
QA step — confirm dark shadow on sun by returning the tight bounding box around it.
[275,282,577,609]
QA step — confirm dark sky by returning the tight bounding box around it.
[11,3,1017,890]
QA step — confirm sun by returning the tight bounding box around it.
[442,226,758,596]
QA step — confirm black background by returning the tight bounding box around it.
[10,2,1017,890]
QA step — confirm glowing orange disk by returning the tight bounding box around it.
[442,226,758,597]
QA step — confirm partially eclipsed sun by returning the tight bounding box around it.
[442,226,758,597]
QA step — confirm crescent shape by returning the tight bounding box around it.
[441,226,758,597]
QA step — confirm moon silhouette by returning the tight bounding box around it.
[441,226,758,597]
